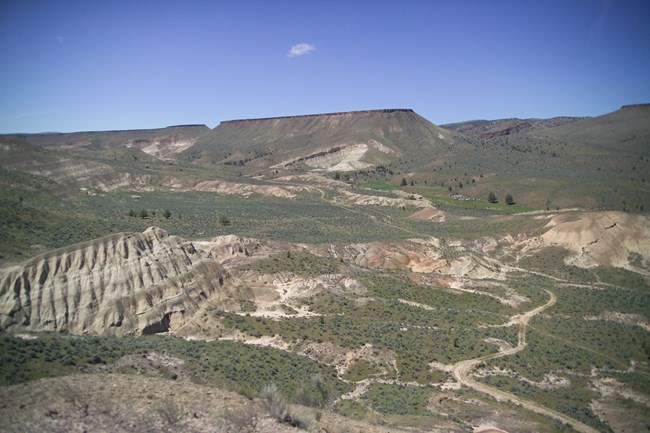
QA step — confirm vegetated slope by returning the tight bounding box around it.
[181,109,460,171]
[430,105,650,211]
[1,212,649,432]
[3,210,648,337]
[440,116,584,139]
[537,104,650,154]
[14,124,210,160]
[0,227,228,335]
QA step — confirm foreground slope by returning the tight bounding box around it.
[1,210,649,432]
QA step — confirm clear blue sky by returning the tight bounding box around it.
[1,0,649,133]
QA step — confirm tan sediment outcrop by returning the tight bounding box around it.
[407,207,446,221]
[334,189,433,209]
[299,341,397,377]
[0,227,228,335]
[540,211,650,270]
[192,180,295,198]
[271,139,398,172]
[161,176,295,198]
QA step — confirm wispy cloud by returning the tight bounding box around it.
[590,0,613,39]
[287,43,316,58]
[56,35,64,43]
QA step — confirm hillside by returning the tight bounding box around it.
[16,124,210,160]
[2,211,649,432]
[424,105,650,211]
[0,136,153,198]
[181,109,461,171]
[3,106,649,211]
[440,116,584,139]
[1,106,650,432]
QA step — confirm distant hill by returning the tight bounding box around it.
[181,109,460,171]
[2,105,649,211]
[440,117,584,139]
[0,136,152,198]
[433,105,650,211]
[15,124,210,160]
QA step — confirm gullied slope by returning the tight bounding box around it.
[0,227,227,335]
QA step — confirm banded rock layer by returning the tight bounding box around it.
[0,227,227,335]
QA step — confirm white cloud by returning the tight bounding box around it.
[287,43,315,58]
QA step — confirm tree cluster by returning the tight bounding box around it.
[487,192,515,205]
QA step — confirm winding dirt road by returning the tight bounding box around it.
[452,290,599,433]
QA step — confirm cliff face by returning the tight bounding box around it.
[218,109,415,124]
[0,227,227,335]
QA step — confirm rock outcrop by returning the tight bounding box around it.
[0,227,227,335]
[540,211,650,270]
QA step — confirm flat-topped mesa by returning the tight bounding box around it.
[621,103,650,110]
[219,108,415,124]
[183,108,451,172]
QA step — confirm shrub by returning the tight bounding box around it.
[222,405,258,433]
[260,383,310,429]
[156,399,182,425]
[260,384,288,421]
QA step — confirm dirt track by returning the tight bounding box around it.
[451,290,600,433]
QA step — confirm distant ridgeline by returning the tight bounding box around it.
[621,103,650,109]
[220,109,415,124]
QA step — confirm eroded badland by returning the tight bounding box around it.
[0,107,649,432]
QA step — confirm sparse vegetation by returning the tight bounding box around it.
[1,106,649,432]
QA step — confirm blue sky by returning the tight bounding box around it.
[1,0,649,133]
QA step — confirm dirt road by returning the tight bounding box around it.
[452,290,600,433]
